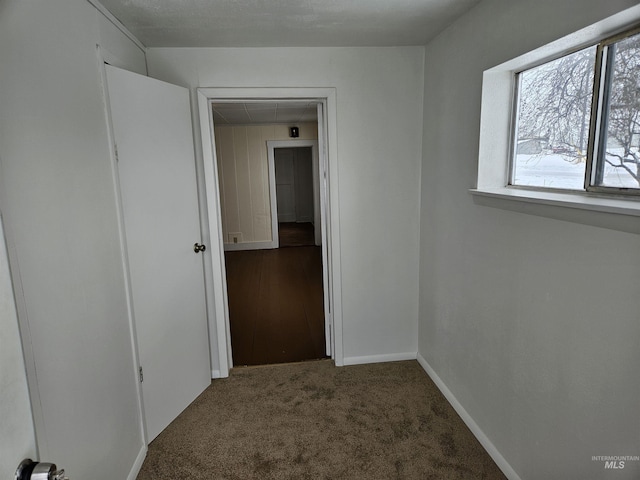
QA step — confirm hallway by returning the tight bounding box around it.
[224,224,326,365]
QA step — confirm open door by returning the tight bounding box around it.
[105,65,211,442]
[317,103,332,356]
[0,214,37,476]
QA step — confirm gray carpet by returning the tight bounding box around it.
[137,360,506,479]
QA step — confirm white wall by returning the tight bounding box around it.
[419,0,640,479]
[215,123,317,245]
[0,1,146,478]
[147,47,425,361]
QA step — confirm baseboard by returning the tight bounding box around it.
[416,353,522,480]
[223,241,276,251]
[211,369,223,379]
[127,444,147,480]
[342,351,417,366]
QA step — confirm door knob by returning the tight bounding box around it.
[193,243,206,253]
[16,459,68,480]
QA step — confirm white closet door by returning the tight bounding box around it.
[105,64,210,442]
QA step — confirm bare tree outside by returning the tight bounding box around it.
[518,48,595,156]
[512,31,640,190]
[513,47,595,189]
[597,32,640,188]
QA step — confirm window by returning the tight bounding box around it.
[511,27,640,194]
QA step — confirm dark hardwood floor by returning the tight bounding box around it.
[224,241,327,366]
[278,222,315,247]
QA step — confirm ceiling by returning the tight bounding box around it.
[98,0,481,48]
[212,102,318,125]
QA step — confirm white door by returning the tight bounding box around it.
[316,103,332,356]
[294,147,314,223]
[0,215,37,477]
[105,65,211,442]
[275,148,296,222]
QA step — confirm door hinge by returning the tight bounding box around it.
[139,366,144,383]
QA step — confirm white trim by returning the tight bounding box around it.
[212,122,318,128]
[266,141,280,248]
[343,352,417,366]
[267,139,320,248]
[86,0,147,53]
[197,87,343,370]
[126,445,148,480]
[316,102,333,357]
[416,353,522,480]
[197,93,233,377]
[211,369,223,379]
[322,95,342,365]
[312,132,322,247]
[223,241,276,251]
[210,97,325,105]
[470,187,640,217]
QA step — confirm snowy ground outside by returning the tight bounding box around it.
[513,150,639,190]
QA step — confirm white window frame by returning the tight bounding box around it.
[508,45,598,193]
[473,4,640,220]
[586,26,640,195]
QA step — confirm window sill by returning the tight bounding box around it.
[470,188,640,233]
[470,187,640,216]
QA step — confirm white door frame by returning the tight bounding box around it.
[196,87,343,375]
[267,140,321,248]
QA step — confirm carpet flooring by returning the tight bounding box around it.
[137,360,506,480]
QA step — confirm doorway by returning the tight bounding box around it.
[212,118,326,366]
[275,146,318,247]
[197,88,343,375]
[275,147,313,223]
[228,144,324,365]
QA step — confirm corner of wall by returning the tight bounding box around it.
[416,353,522,480]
